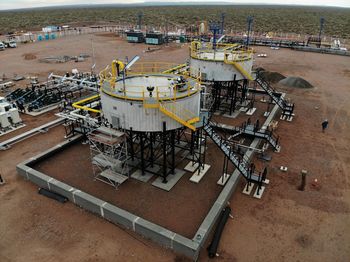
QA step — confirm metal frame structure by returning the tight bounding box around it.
[88,126,129,188]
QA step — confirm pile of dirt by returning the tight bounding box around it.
[22,53,37,60]
[260,71,286,83]
[279,76,313,88]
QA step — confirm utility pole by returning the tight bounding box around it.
[221,12,225,35]
[246,16,254,47]
[137,11,143,30]
[209,22,221,50]
[318,17,325,48]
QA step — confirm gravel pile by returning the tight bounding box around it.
[278,76,313,88]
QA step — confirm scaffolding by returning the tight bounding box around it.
[88,126,129,188]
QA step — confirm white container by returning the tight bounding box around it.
[9,108,22,124]
[0,112,11,129]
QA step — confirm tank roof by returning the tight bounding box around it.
[101,74,199,101]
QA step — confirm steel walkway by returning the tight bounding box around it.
[203,122,265,183]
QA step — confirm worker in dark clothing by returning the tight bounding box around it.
[322,119,329,132]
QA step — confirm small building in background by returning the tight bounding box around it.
[126,30,144,43]
[145,31,164,45]
[42,26,60,33]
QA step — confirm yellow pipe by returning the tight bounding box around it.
[72,94,101,113]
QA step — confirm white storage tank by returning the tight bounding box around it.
[189,42,254,81]
[100,74,201,132]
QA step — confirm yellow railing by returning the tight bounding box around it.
[72,94,101,113]
[159,101,199,131]
[190,41,254,63]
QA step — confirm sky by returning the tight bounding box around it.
[0,0,349,10]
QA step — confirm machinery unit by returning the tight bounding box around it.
[0,112,11,129]
[145,31,164,45]
[126,30,144,43]
[9,108,22,124]
[0,97,22,126]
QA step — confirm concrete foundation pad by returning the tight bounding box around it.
[126,159,140,167]
[217,173,230,186]
[131,169,154,183]
[263,179,270,185]
[0,124,26,137]
[253,186,266,199]
[287,116,294,122]
[25,104,60,116]
[223,110,240,119]
[184,161,199,172]
[189,164,211,183]
[239,107,248,112]
[264,111,270,117]
[242,183,255,195]
[246,108,257,115]
[152,169,185,191]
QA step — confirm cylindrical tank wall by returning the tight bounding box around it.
[189,57,253,82]
[100,91,201,132]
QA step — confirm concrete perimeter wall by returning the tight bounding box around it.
[16,135,201,260]
[16,97,281,260]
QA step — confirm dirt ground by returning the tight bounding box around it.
[1,33,350,262]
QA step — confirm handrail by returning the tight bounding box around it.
[72,94,101,113]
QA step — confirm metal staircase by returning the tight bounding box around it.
[255,73,295,117]
[212,123,280,152]
[203,121,265,183]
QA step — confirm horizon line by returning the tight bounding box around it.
[1,2,350,12]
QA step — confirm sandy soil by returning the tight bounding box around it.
[0,34,350,262]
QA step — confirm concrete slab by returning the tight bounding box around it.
[253,186,265,199]
[131,169,154,183]
[217,173,230,186]
[223,110,240,119]
[0,124,26,137]
[152,169,185,191]
[239,107,248,112]
[264,111,270,117]
[263,178,270,185]
[184,161,198,172]
[242,183,255,195]
[127,158,139,166]
[189,164,211,183]
[25,104,60,116]
[246,107,257,115]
